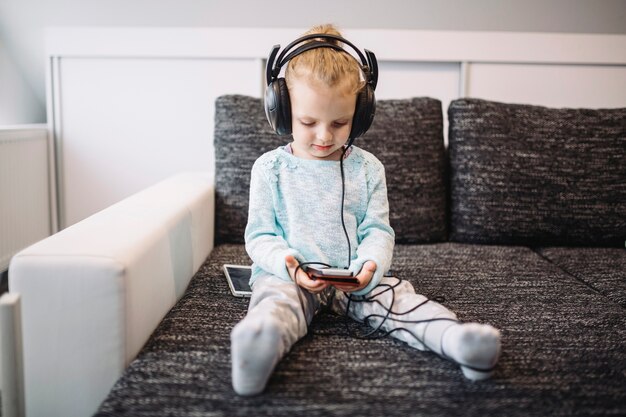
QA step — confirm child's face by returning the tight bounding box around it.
[289,77,356,161]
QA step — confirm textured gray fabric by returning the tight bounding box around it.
[214,95,281,244]
[536,246,626,309]
[360,97,447,243]
[96,243,626,416]
[448,98,626,247]
[214,95,447,245]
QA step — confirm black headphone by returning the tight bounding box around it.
[264,33,378,148]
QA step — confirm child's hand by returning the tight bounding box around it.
[285,255,329,294]
[334,261,377,293]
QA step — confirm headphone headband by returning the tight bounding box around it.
[265,33,377,89]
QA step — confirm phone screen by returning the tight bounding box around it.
[223,264,252,297]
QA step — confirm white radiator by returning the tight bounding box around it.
[0,125,52,272]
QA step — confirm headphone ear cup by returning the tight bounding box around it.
[276,78,292,136]
[264,78,292,136]
[349,85,376,141]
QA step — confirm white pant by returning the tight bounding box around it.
[241,275,459,360]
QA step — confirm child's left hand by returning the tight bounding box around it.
[334,261,377,293]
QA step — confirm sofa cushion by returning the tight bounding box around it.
[362,97,447,243]
[96,243,626,416]
[214,95,447,245]
[214,95,281,244]
[448,98,626,247]
[536,247,626,309]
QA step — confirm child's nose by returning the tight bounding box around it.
[316,126,333,142]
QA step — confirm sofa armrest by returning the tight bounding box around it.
[8,172,214,417]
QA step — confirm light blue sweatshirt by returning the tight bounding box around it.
[244,145,395,296]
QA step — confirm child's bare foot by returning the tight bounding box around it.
[442,323,501,380]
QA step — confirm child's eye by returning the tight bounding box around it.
[300,120,315,126]
[333,121,348,128]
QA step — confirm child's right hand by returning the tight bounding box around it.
[285,255,329,294]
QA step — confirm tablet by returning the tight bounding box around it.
[223,264,252,298]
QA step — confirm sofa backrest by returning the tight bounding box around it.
[214,95,447,245]
[448,98,626,247]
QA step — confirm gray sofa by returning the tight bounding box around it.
[95,95,626,416]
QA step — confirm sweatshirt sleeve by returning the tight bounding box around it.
[348,158,395,296]
[244,157,301,282]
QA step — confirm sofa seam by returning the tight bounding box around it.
[530,247,625,311]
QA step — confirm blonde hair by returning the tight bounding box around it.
[285,24,365,95]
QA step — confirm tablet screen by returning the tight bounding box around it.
[223,264,252,297]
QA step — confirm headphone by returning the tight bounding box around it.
[264,33,378,148]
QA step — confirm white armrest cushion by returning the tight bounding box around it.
[8,172,214,417]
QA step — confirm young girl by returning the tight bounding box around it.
[230,24,501,396]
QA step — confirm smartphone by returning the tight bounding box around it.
[223,264,252,298]
[304,266,359,285]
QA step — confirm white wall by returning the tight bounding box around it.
[0,40,44,124]
[0,0,625,124]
